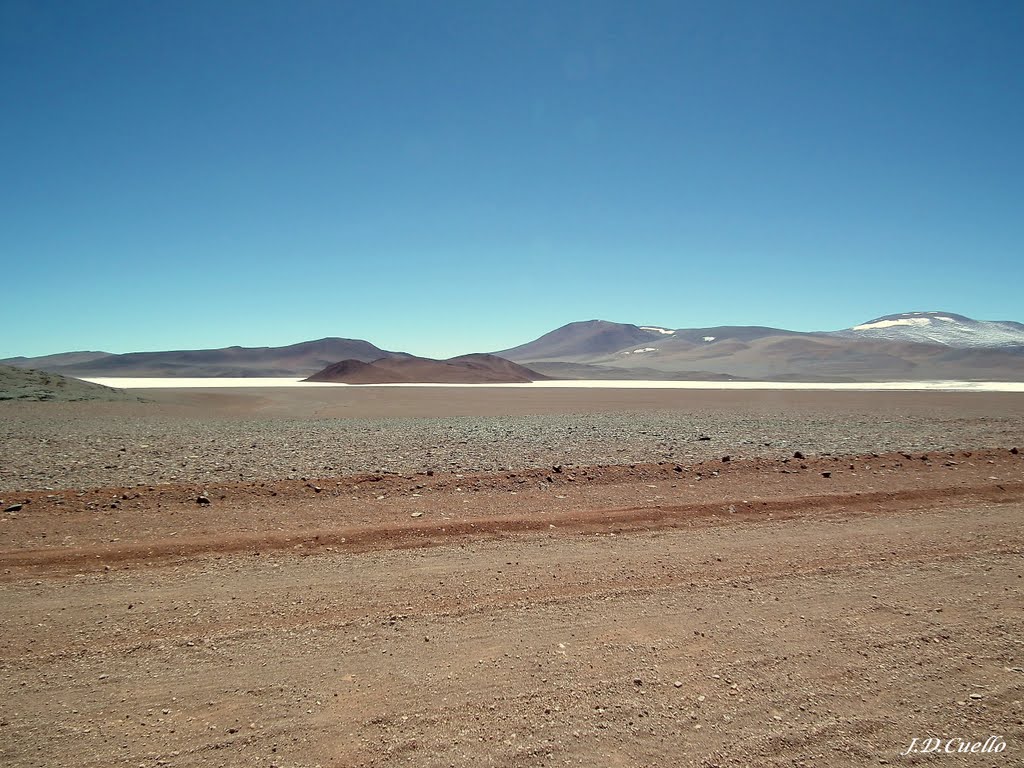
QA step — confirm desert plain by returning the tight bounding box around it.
[1,384,1023,767]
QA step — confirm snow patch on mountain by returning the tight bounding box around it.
[853,318,932,331]
[639,327,676,335]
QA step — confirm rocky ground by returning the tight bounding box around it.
[1,387,1022,767]
[1,388,1022,491]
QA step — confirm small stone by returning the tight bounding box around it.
[196,495,211,506]
[697,435,711,441]
[410,511,423,518]
[969,693,983,700]
[1011,447,1019,455]
[821,471,832,478]
[793,451,805,459]
[721,455,731,463]
[633,677,643,686]
[674,681,683,688]
[4,503,22,513]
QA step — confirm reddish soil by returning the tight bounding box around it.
[2,448,1022,766]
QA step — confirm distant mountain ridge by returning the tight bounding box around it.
[0,338,398,378]
[4,311,1022,382]
[494,312,1024,382]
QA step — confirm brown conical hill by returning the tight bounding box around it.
[445,353,552,382]
[303,359,409,384]
[304,354,549,384]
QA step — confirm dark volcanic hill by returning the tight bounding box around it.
[4,338,398,378]
[305,354,548,384]
[300,359,411,384]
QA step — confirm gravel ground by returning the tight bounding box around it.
[2,399,1021,490]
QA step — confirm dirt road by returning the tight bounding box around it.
[2,450,1022,767]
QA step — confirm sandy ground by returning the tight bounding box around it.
[1,389,1023,766]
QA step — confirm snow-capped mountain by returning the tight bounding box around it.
[834,312,1024,348]
[495,312,1024,381]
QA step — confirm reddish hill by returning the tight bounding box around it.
[304,354,549,384]
[302,359,409,384]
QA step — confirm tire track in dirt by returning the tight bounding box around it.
[4,506,1019,666]
[3,480,1021,575]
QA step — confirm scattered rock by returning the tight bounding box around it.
[721,455,731,463]
[821,471,832,478]
[793,451,805,459]
[4,503,22,513]
[196,494,211,506]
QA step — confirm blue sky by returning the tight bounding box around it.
[2,0,1022,358]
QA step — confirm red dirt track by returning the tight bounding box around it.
[2,445,1023,767]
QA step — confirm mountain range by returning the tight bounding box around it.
[0,338,394,378]
[496,311,1024,382]
[3,311,1022,382]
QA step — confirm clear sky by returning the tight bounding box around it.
[2,0,1022,358]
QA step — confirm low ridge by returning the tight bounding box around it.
[0,365,139,402]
